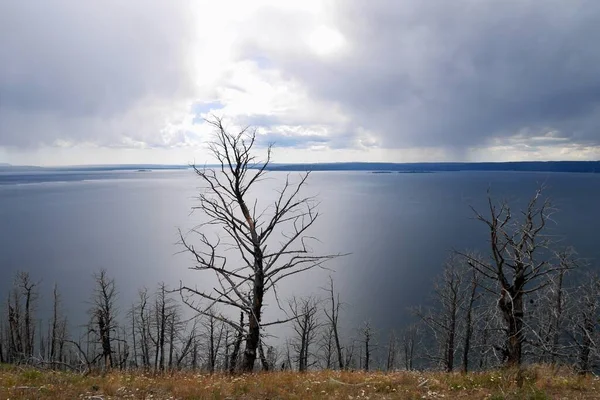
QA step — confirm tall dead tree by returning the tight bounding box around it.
[400,324,420,371]
[459,187,567,367]
[149,283,177,372]
[318,324,336,369]
[178,116,338,372]
[416,254,481,372]
[566,273,600,374]
[288,296,320,372]
[323,276,344,370]
[461,263,480,373]
[204,312,225,373]
[48,283,68,366]
[359,321,375,371]
[6,272,39,362]
[135,288,152,370]
[89,269,118,372]
[530,249,576,364]
[416,257,463,371]
[386,330,398,371]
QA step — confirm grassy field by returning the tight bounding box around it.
[0,364,598,399]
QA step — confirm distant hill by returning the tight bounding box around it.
[0,164,189,172]
[266,161,600,173]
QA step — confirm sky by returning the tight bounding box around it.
[1,0,600,166]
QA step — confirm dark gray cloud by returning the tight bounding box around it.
[2,0,600,159]
[0,0,194,148]
[239,0,600,150]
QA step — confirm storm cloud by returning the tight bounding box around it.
[238,0,600,151]
[0,0,197,149]
[1,0,600,163]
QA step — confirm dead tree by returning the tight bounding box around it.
[48,284,68,366]
[176,318,198,370]
[135,288,152,370]
[461,263,481,373]
[19,273,37,359]
[318,324,336,369]
[414,254,482,372]
[149,283,177,372]
[49,284,60,362]
[178,116,339,372]
[416,256,465,371]
[288,296,320,372]
[228,312,245,373]
[204,312,226,373]
[323,276,345,370]
[89,269,118,372]
[343,339,357,370]
[6,272,39,362]
[566,273,600,374]
[400,323,420,371]
[359,321,375,371]
[530,249,576,364]
[459,187,567,367]
[386,330,397,371]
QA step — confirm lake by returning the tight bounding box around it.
[1,169,599,341]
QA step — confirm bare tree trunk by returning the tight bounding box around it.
[158,284,166,372]
[324,277,344,370]
[386,330,397,371]
[258,340,270,371]
[462,268,479,373]
[241,249,264,372]
[229,312,244,374]
[50,284,59,362]
[360,321,374,372]
[168,313,176,371]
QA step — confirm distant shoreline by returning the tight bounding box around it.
[1,161,599,174]
[265,161,600,173]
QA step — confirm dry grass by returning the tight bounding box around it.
[0,364,598,399]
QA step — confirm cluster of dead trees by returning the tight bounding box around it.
[411,189,600,374]
[1,117,598,375]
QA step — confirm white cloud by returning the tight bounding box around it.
[1,0,599,165]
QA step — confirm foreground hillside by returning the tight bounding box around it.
[0,365,599,399]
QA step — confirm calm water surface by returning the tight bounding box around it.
[0,170,599,337]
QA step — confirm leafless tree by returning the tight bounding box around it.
[322,276,345,370]
[359,321,375,371]
[386,330,398,371]
[148,283,178,372]
[529,249,577,364]
[178,116,339,372]
[415,254,482,372]
[458,187,569,367]
[202,311,226,373]
[88,269,119,372]
[400,323,420,371]
[566,272,600,374]
[48,284,67,365]
[288,296,320,372]
[461,260,481,373]
[343,338,357,370]
[175,318,198,370]
[317,324,336,369]
[134,287,152,370]
[6,272,39,362]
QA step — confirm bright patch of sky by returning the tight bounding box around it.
[1,0,599,165]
